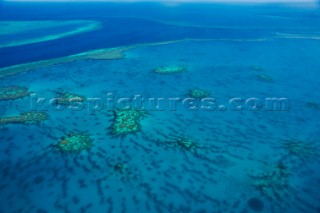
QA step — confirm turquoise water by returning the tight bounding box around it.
[0,2,320,213]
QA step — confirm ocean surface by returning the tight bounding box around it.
[0,2,320,213]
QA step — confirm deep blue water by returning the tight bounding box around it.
[1,2,320,68]
[0,2,320,213]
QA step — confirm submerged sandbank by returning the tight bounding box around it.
[0,20,102,48]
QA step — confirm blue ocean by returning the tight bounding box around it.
[0,1,320,213]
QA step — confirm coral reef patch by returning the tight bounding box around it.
[153,65,187,74]
[188,88,211,99]
[0,112,48,126]
[110,109,147,136]
[55,91,86,105]
[256,74,274,82]
[281,140,317,160]
[0,86,30,101]
[250,162,290,202]
[55,132,92,153]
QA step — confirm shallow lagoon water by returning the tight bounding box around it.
[0,2,320,213]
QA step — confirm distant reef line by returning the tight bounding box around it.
[0,37,280,79]
[0,40,182,78]
[107,15,319,31]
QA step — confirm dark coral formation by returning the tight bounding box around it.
[251,162,290,201]
[150,135,231,167]
[188,88,211,99]
[113,162,127,174]
[0,112,48,126]
[110,161,138,182]
[56,132,92,153]
[153,65,186,74]
[55,91,86,105]
[174,137,198,152]
[155,136,199,153]
[0,86,30,101]
[110,109,147,136]
[281,140,316,160]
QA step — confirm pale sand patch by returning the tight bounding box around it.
[275,32,320,40]
[0,20,102,48]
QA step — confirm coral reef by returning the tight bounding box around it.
[56,132,92,153]
[281,140,316,160]
[0,86,30,101]
[0,41,185,78]
[256,74,274,82]
[0,112,48,126]
[110,109,147,136]
[153,65,186,74]
[55,91,86,105]
[188,88,211,99]
[88,47,128,60]
[251,162,290,202]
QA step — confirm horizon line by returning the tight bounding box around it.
[3,0,318,3]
